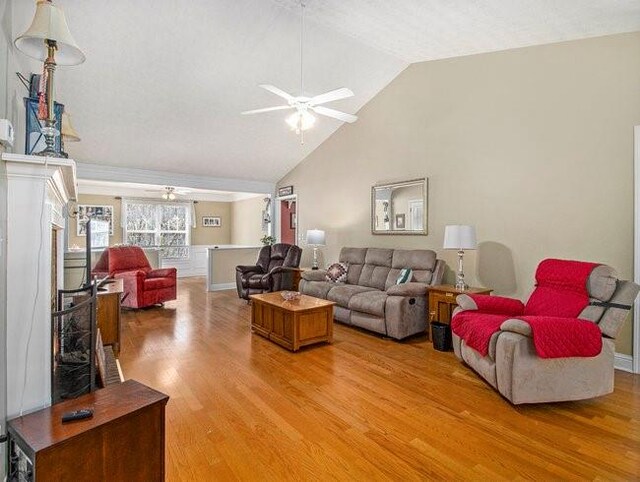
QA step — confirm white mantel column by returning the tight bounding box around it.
[1,153,77,417]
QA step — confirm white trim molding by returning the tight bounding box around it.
[614,353,634,373]
[76,162,275,196]
[634,126,640,373]
[208,282,237,292]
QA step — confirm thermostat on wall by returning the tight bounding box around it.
[0,119,14,148]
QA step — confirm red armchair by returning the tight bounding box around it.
[93,246,177,308]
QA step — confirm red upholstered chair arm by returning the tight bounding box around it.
[114,270,146,307]
[456,293,525,316]
[148,268,177,279]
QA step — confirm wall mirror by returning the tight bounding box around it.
[371,178,428,235]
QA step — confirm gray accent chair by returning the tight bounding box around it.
[299,247,445,340]
[452,265,639,404]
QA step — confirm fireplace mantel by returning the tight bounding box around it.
[2,153,78,417]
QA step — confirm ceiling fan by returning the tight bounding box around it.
[242,1,358,141]
[144,186,191,201]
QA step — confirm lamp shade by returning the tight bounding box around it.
[14,0,85,65]
[443,225,477,250]
[306,229,326,246]
[61,112,81,141]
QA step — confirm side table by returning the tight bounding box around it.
[428,284,492,338]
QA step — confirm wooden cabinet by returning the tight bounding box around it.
[7,380,169,482]
[96,279,124,356]
[428,285,492,328]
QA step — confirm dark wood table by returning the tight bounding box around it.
[7,380,169,481]
[97,278,124,356]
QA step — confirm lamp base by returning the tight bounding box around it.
[455,249,468,291]
[455,280,469,291]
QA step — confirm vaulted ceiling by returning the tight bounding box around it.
[12,1,640,182]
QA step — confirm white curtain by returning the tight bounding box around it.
[120,198,196,228]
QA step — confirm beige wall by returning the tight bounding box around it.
[278,32,640,355]
[193,201,232,245]
[231,196,265,245]
[68,194,123,249]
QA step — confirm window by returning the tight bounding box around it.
[124,202,191,259]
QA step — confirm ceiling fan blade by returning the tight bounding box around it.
[242,105,294,115]
[312,106,358,123]
[259,84,296,102]
[309,88,354,106]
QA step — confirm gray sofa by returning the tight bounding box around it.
[299,247,444,339]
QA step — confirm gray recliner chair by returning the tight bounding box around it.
[236,243,302,300]
[452,259,639,404]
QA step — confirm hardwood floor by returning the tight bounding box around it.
[120,277,640,481]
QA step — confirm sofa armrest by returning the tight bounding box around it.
[236,265,261,274]
[301,270,327,281]
[148,267,176,279]
[500,318,532,337]
[268,266,298,276]
[387,282,428,297]
[456,293,525,316]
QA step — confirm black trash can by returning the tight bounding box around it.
[431,321,452,351]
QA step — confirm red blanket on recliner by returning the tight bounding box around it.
[451,259,603,358]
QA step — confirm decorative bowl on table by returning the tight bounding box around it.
[281,291,301,301]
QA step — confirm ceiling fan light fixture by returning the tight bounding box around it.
[286,110,315,132]
[162,187,176,201]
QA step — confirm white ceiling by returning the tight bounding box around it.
[77,179,265,202]
[12,1,640,183]
[274,0,640,63]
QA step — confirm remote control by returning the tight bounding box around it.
[61,409,93,423]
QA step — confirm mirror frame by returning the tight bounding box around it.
[371,178,428,235]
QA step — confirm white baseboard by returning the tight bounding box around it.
[209,282,236,291]
[614,353,634,373]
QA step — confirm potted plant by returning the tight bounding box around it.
[260,235,276,246]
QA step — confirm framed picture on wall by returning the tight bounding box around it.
[278,185,294,197]
[77,205,114,236]
[395,213,406,230]
[202,216,221,227]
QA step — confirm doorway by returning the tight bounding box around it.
[277,195,297,245]
[634,126,640,373]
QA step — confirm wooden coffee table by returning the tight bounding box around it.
[250,292,335,351]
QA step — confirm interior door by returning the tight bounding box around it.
[279,198,297,245]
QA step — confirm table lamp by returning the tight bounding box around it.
[14,0,85,157]
[443,225,477,290]
[306,229,326,270]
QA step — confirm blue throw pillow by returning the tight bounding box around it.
[396,268,413,284]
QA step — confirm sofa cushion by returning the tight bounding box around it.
[358,264,391,291]
[325,262,348,283]
[327,284,377,307]
[300,280,334,299]
[339,247,366,285]
[349,291,388,317]
[392,249,436,284]
[365,248,394,267]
